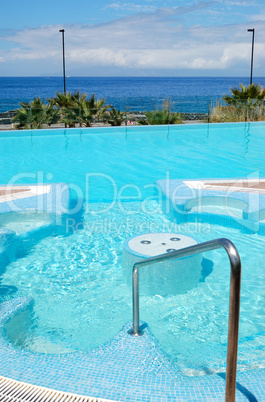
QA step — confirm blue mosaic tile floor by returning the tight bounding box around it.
[0,298,265,401]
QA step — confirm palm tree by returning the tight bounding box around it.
[223,83,265,107]
[45,104,61,126]
[49,91,85,127]
[12,103,31,129]
[78,98,94,127]
[49,92,107,127]
[50,91,82,108]
[78,94,108,127]
[106,106,127,126]
[86,94,108,125]
[30,98,50,129]
[13,98,52,129]
[222,83,265,121]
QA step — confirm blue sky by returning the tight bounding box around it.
[0,0,264,76]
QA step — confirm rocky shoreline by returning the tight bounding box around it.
[0,110,17,125]
[181,112,208,120]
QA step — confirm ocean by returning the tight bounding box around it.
[1,76,265,114]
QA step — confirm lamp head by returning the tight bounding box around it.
[59,29,65,33]
[247,29,254,32]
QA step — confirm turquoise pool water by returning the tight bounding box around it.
[0,123,264,200]
[1,122,265,377]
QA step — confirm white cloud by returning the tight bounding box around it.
[250,12,265,21]
[105,2,157,12]
[215,0,259,6]
[0,3,264,76]
[224,1,253,6]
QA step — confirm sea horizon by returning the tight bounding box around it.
[1,76,265,114]
[1,75,264,79]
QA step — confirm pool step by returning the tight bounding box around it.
[0,183,70,215]
[0,376,117,402]
[156,177,265,231]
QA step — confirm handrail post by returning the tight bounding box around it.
[131,238,241,402]
[132,267,140,335]
[225,252,241,401]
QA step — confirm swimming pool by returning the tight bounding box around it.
[1,123,265,400]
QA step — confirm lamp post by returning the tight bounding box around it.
[247,28,255,85]
[59,29,66,94]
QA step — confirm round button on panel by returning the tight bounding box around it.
[126,233,198,257]
[123,233,202,296]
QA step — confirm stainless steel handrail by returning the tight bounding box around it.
[131,238,241,402]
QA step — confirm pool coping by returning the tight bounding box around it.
[0,375,117,402]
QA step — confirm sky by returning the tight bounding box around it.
[0,0,264,77]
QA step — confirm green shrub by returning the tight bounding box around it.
[138,100,183,125]
[210,84,265,123]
